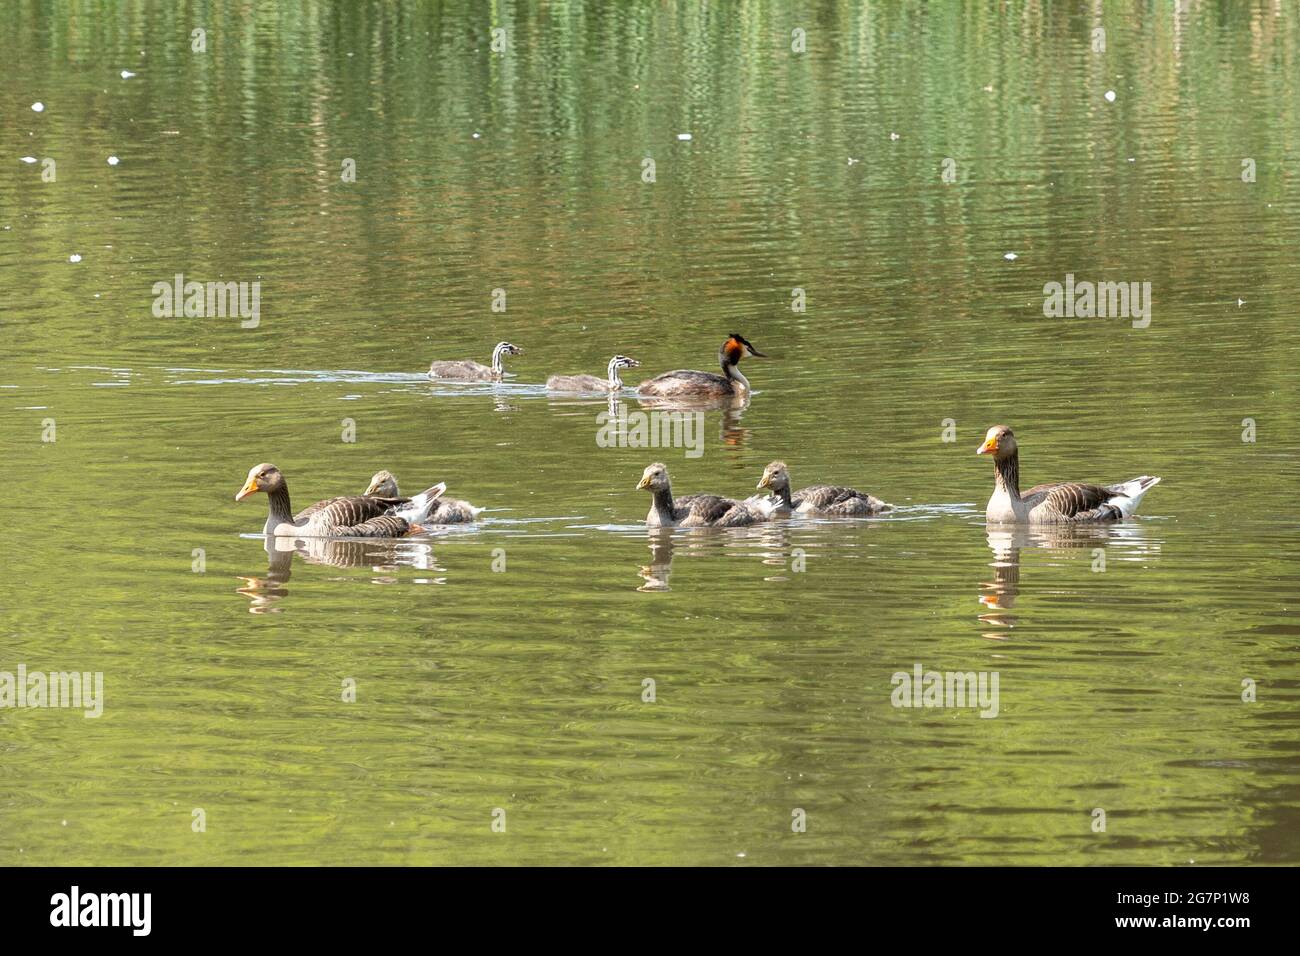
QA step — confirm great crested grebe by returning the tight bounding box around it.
[636,462,768,527]
[976,425,1161,523]
[753,461,892,517]
[428,341,522,381]
[637,334,765,399]
[236,463,444,537]
[364,470,484,524]
[546,355,641,392]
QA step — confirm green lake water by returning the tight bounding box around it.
[1,1,1298,865]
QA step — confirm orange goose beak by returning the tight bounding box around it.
[235,477,260,501]
[976,436,999,456]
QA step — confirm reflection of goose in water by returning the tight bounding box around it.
[638,529,676,591]
[635,523,794,591]
[236,536,444,612]
[979,522,1158,625]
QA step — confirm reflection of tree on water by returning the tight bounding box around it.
[979,522,1157,633]
[236,535,443,612]
[636,523,793,592]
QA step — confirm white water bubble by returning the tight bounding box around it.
[31,102,44,112]
[1104,89,1116,102]
[1003,252,1018,261]
[68,254,82,263]
[19,156,37,164]
[677,132,692,141]
[107,156,120,166]
[120,70,136,79]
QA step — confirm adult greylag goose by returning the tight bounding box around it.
[753,461,891,517]
[976,425,1161,523]
[637,334,764,399]
[364,470,483,524]
[428,342,522,381]
[235,463,444,537]
[546,355,640,392]
[636,462,769,527]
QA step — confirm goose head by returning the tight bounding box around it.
[492,341,523,359]
[720,333,765,366]
[636,462,671,493]
[756,460,791,493]
[236,462,284,501]
[365,470,399,497]
[976,425,1018,459]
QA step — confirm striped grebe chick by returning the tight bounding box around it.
[428,341,522,381]
[546,354,640,392]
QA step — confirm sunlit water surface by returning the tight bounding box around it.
[1,2,1298,865]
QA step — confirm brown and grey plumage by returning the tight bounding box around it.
[752,461,891,517]
[546,355,640,392]
[976,425,1161,523]
[637,334,765,399]
[235,463,444,537]
[364,470,483,524]
[428,341,522,381]
[636,462,768,527]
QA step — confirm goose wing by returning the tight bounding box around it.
[675,493,741,525]
[1024,482,1117,521]
[795,484,868,508]
[795,484,890,515]
[304,494,413,535]
[294,497,342,521]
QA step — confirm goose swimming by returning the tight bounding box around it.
[976,425,1160,523]
[236,463,444,537]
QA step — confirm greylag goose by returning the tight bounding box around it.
[637,334,765,399]
[976,425,1161,523]
[235,463,444,537]
[428,342,522,381]
[753,461,891,517]
[364,470,483,524]
[546,355,640,392]
[636,462,768,527]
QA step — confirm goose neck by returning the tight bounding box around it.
[265,483,294,532]
[994,451,1021,500]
